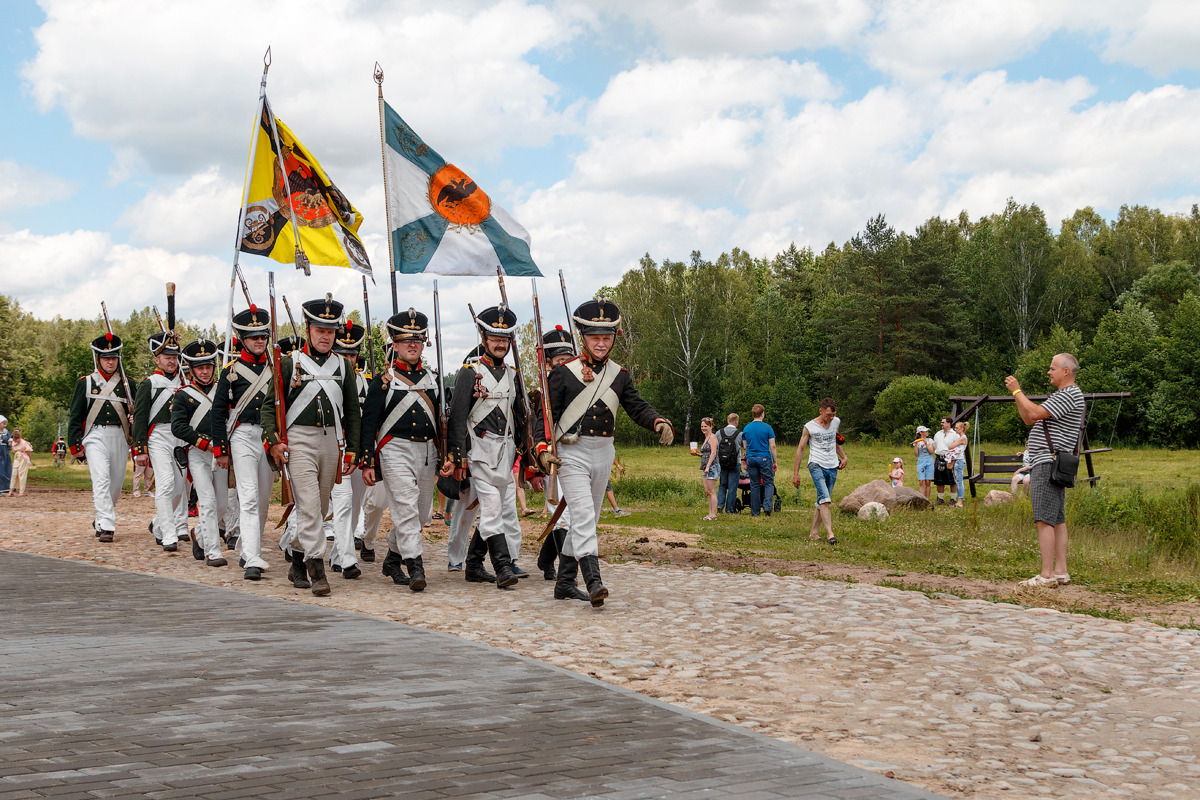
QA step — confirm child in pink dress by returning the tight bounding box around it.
[888,457,904,487]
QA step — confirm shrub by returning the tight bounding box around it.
[872,375,952,443]
[16,397,61,452]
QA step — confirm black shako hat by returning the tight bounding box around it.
[216,338,241,356]
[475,303,517,338]
[278,335,303,356]
[182,338,219,366]
[542,325,575,358]
[148,330,182,357]
[231,306,271,337]
[302,294,343,330]
[386,308,429,342]
[333,319,366,355]
[572,298,621,336]
[90,332,123,357]
[462,344,485,365]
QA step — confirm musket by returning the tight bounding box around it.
[282,295,299,342]
[530,280,559,505]
[361,275,377,376]
[433,281,447,464]
[235,264,256,309]
[100,301,136,447]
[493,270,536,453]
[151,305,166,333]
[165,282,176,332]
[268,273,296,527]
[558,269,573,327]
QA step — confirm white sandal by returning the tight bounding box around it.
[1055,573,1071,585]
[1018,574,1057,588]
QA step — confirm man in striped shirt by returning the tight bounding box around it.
[1005,353,1086,588]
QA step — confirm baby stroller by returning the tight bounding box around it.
[734,474,782,513]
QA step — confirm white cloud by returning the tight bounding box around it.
[116,167,242,251]
[0,161,75,210]
[1097,1,1200,75]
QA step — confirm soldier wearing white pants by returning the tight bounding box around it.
[441,304,531,590]
[326,320,371,580]
[445,481,477,570]
[212,307,276,580]
[362,308,441,592]
[170,339,228,567]
[67,333,134,542]
[264,295,361,598]
[355,481,386,561]
[132,331,186,550]
[536,298,673,607]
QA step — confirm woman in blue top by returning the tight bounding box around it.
[0,416,11,496]
[912,425,934,500]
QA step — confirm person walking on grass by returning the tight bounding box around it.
[1006,353,1085,588]
[742,404,777,517]
[697,417,720,520]
[792,398,847,544]
[8,429,33,497]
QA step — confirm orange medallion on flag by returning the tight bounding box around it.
[429,164,490,226]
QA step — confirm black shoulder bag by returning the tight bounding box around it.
[1041,413,1081,489]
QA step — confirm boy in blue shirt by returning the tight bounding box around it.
[741,404,777,516]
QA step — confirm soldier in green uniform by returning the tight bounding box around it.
[67,332,133,542]
[262,295,361,597]
[326,319,369,581]
[132,330,187,551]
[170,338,228,567]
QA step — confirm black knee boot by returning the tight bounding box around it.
[381,549,409,585]
[537,528,565,580]
[485,535,519,589]
[577,555,608,607]
[404,555,427,592]
[464,529,495,583]
[289,554,311,588]
[554,555,589,601]
[306,558,330,597]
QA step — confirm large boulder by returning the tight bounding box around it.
[983,489,1015,507]
[892,486,932,510]
[838,480,895,513]
[858,502,889,521]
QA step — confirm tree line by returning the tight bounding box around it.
[3,199,1199,451]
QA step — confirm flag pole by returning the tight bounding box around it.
[226,47,272,367]
[263,92,310,276]
[375,63,399,315]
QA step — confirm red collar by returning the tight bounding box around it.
[393,360,421,372]
[481,352,504,368]
[98,367,116,380]
[239,350,267,365]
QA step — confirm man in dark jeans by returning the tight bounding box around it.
[716,413,743,513]
[741,404,777,517]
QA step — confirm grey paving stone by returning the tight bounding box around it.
[0,550,948,799]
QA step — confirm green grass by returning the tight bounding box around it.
[25,453,134,492]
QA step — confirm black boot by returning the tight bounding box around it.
[307,558,331,597]
[359,547,375,562]
[191,531,204,561]
[486,535,519,589]
[464,530,495,583]
[577,555,608,607]
[289,555,311,589]
[404,556,427,592]
[537,528,565,580]
[381,550,409,585]
[553,555,590,601]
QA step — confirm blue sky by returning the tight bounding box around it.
[4,0,1200,355]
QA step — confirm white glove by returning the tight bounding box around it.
[655,420,674,446]
[538,449,562,472]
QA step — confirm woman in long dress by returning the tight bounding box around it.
[0,416,12,496]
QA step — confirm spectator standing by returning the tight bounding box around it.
[792,398,847,544]
[742,404,777,517]
[948,421,970,507]
[913,425,934,499]
[53,437,68,466]
[715,413,743,514]
[889,457,904,487]
[697,417,720,520]
[9,429,32,496]
[1006,353,1086,588]
[931,416,956,505]
[0,416,10,496]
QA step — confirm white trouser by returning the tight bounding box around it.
[447,483,477,565]
[466,432,519,562]
[328,469,366,569]
[558,436,614,558]
[230,424,273,570]
[148,427,188,545]
[357,481,386,550]
[288,426,340,561]
[187,448,223,560]
[378,438,437,559]
[84,425,128,532]
[215,470,239,537]
[279,514,298,556]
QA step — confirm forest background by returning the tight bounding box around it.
[3,198,1199,452]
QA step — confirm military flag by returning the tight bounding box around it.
[381,100,541,277]
[238,98,372,277]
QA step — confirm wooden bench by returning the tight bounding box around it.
[969,450,1105,486]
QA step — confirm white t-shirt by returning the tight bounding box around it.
[932,429,955,457]
[804,417,841,469]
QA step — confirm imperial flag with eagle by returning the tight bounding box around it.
[382,100,541,277]
[238,99,372,277]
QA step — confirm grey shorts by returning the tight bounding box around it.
[1029,462,1066,526]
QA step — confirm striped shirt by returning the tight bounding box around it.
[1024,385,1085,467]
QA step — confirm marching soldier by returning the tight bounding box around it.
[67,332,133,542]
[535,299,673,606]
[360,308,440,592]
[133,330,187,551]
[440,304,530,589]
[533,326,579,586]
[326,320,369,581]
[212,339,240,551]
[170,339,228,567]
[263,295,361,597]
[212,308,275,580]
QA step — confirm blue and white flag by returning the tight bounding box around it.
[382,101,541,277]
